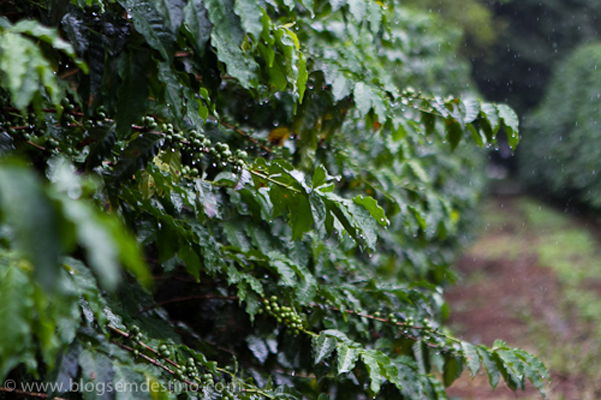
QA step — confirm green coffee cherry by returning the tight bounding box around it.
[262,297,304,333]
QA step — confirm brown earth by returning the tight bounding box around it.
[444,197,591,400]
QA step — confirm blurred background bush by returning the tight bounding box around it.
[519,43,601,208]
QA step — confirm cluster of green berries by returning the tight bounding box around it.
[0,105,91,157]
[158,344,171,358]
[139,115,249,176]
[172,357,208,383]
[0,115,39,146]
[0,109,32,127]
[129,325,144,340]
[372,311,418,326]
[261,296,304,334]
[128,325,146,358]
[178,133,248,176]
[129,328,214,385]
[141,115,159,129]
[208,142,248,172]
[176,129,212,177]
[387,313,400,324]
[48,134,82,157]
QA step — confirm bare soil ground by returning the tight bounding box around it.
[445,196,600,400]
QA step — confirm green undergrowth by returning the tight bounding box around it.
[519,198,601,292]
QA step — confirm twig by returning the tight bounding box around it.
[312,304,429,330]
[59,68,80,79]
[108,326,198,386]
[309,303,459,348]
[27,140,47,151]
[2,107,277,157]
[115,342,181,377]
[218,120,273,153]
[108,325,276,398]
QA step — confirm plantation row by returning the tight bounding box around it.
[0,1,547,399]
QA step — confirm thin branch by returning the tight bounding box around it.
[312,303,430,330]
[115,342,180,376]
[218,120,273,153]
[108,326,197,386]
[309,303,459,348]
[108,325,276,398]
[59,68,80,79]
[2,107,278,158]
[27,140,47,151]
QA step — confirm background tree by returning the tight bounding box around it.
[519,43,601,208]
[472,0,601,113]
[404,0,497,52]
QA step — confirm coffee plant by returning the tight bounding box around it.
[0,0,547,399]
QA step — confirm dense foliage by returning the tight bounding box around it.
[520,43,601,209]
[0,1,547,399]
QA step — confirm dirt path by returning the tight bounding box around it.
[445,196,601,400]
